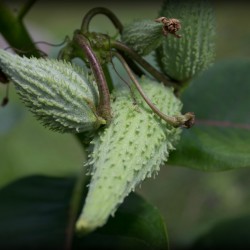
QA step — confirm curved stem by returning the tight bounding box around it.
[119,51,144,77]
[112,40,180,90]
[73,33,111,122]
[81,7,123,34]
[113,52,195,128]
[110,57,138,105]
[81,7,144,77]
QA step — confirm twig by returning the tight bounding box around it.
[73,33,111,122]
[18,0,37,20]
[0,1,40,58]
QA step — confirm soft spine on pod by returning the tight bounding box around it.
[76,76,182,233]
[121,19,164,56]
[0,49,106,133]
[156,0,215,82]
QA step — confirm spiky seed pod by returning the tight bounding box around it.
[76,76,182,233]
[0,49,106,133]
[121,19,165,56]
[156,0,216,82]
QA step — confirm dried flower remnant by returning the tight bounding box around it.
[121,17,181,56]
[155,17,181,38]
[156,0,216,82]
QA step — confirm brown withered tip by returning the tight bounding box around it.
[183,112,195,129]
[155,17,181,38]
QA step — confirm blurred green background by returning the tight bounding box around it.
[1,0,250,248]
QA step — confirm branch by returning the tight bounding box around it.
[81,7,123,34]
[0,1,40,58]
[18,0,37,20]
[113,52,195,128]
[73,33,111,123]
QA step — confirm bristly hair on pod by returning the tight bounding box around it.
[76,76,183,233]
[0,49,106,133]
[156,0,216,82]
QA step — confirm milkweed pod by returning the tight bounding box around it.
[121,19,165,56]
[76,76,182,233]
[156,0,216,82]
[0,49,106,133]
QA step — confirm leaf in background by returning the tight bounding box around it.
[191,214,250,249]
[169,59,250,171]
[0,103,24,135]
[0,176,168,250]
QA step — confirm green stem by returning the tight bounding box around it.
[119,51,144,77]
[112,40,180,90]
[18,0,37,20]
[81,7,123,34]
[0,2,40,58]
[114,52,195,128]
[73,33,111,123]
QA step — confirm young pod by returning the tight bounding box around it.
[121,19,165,56]
[76,76,182,233]
[156,0,216,82]
[0,49,105,133]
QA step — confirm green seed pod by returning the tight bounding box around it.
[156,0,216,82]
[76,76,182,233]
[121,19,165,56]
[0,49,106,133]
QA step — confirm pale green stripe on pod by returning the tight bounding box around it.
[0,49,106,133]
[76,76,182,233]
[156,0,215,82]
[121,19,164,56]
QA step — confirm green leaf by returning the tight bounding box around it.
[191,214,250,249]
[169,59,250,171]
[93,192,168,250]
[0,176,168,250]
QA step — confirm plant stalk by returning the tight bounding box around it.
[0,1,40,58]
[18,0,37,20]
[81,7,123,34]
